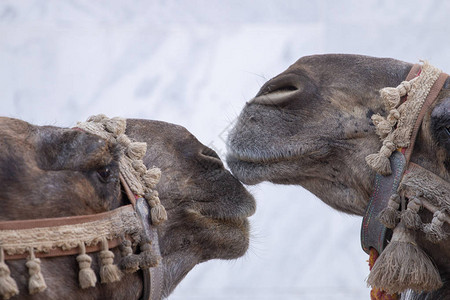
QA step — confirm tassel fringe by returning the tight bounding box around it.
[423,210,448,243]
[138,238,160,269]
[142,168,161,189]
[146,190,167,225]
[99,238,122,284]
[367,223,442,294]
[365,62,441,174]
[127,142,147,160]
[0,247,18,300]
[378,194,401,229]
[380,81,412,109]
[367,248,399,299]
[401,197,423,230]
[76,242,97,289]
[119,239,140,273]
[365,140,396,175]
[79,114,168,226]
[26,248,47,294]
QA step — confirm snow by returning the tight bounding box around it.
[1,1,449,299]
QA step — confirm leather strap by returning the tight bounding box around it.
[122,174,164,299]
[135,197,164,300]
[361,151,406,254]
[121,174,137,207]
[405,63,422,82]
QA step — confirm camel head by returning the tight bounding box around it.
[227,54,450,298]
[126,119,256,295]
[0,117,255,299]
[227,54,450,216]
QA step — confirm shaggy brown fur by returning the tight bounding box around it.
[226,54,450,299]
[0,117,255,299]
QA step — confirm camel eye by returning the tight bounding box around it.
[97,167,111,182]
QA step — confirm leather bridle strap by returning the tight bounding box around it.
[361,151,406,254]
[135,197,164,300]
[121,175,164,300]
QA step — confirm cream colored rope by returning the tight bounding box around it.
[365,61,442,175]
[76,114,167,225]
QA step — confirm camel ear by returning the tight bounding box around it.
[36,129,117,171]
[431,97,450,153]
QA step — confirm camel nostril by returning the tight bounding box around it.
[250,73,300,106]
[263,85,298,95]
[250,88,298,106]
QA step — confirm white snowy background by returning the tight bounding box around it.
[1,1,449,299]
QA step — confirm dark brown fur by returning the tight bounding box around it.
[226,54,450,299]
[0,117,255,299]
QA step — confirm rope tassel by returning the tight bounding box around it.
[368,248,399,300]
[0,247,18,300]
[99,238,122,284]
[142,168,161,189]
[371,114,393,139]
[367,222,442,294]
[77,242,97,289]
[119,239,140,273]
[26,247,47,294]
[365,140,396,175]
[401,197,423,230]
[138,237,160,269]
[423,210,448,243]
[127,142,147,161]
[104,117,126,136]
[146,191,167,225]
[378,194,401,229]
[380,80,413,109]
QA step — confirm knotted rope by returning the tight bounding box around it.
[365,61,442,175]
[368,166,450,294]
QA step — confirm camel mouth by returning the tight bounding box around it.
[209,215,250,229]
[185,207,252,228]
[199,192,256,221]
[226,147,299,165]
[226,152,287,185]
[206,210,254,222]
